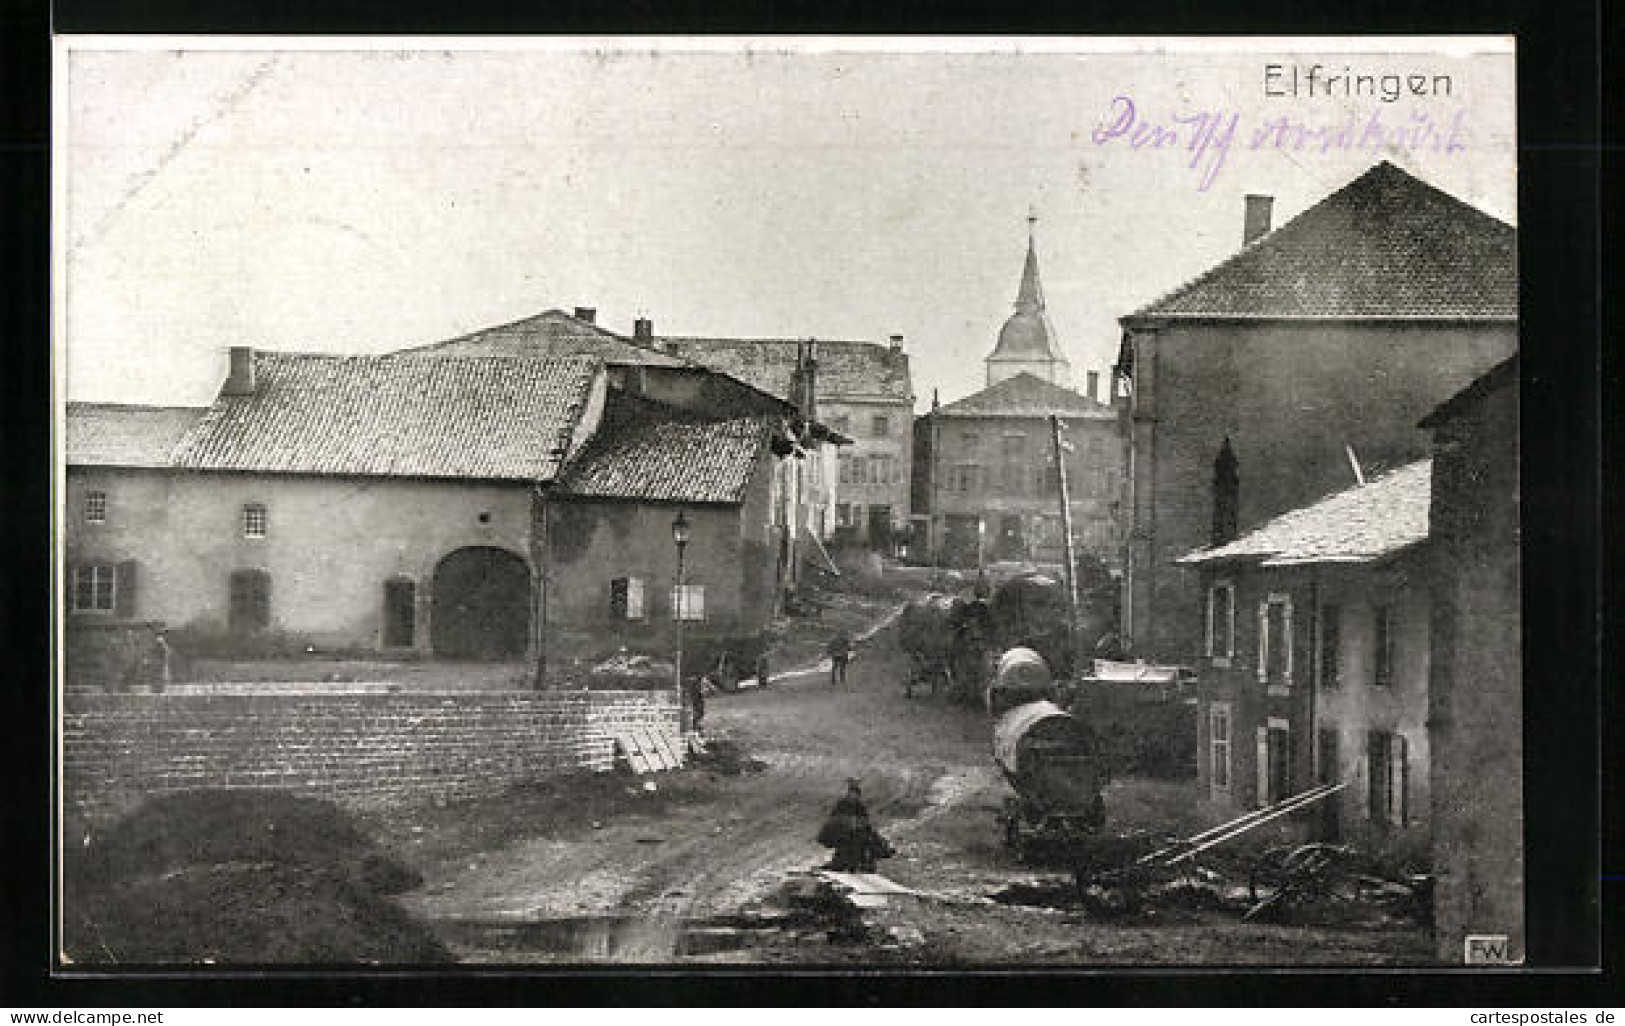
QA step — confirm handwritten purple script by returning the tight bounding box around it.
[1090,95,1469,192]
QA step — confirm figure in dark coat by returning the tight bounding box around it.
[826,630,853,687]
[817,780,895,872]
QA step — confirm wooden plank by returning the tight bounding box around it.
[651,729,683,767]
[633,728,666,771]
[615,733,652,774]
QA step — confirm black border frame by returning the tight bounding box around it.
[6,0,1611,1006]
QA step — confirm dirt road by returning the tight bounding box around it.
[387,613,1431,965]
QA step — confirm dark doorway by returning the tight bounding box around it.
[228,569,271,635]
[1317,727,1342,840]
[941,514,980,568]
[383,579,416,648]
[866,505,892,551]
[431,547,530,659]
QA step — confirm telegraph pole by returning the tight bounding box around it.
[1049,415,1084,672]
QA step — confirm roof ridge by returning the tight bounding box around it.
[1123,160,1515,322]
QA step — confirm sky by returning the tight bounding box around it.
[56,38,1517,411]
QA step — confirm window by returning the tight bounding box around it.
[1208,703,1232,794]
[1205,582,1236,665]
[670,583,706,622]
[961,431,980,450]
[229,569,271,634]
[84,491,107,524]
[1000,462,1026,494]
[1372,604,1394,687]
[1367,731,1410,827]
[383,579,416,647]
[1258,593,1294,689]
[610,577,646,620]
[837,453,854,485]
[242,503,268,539]
[71,564,118,613]
[871,415,890,438]
[1257,718,1292,808]
[869,453,895,486]
[1318,604,1342,687]
[1002,433,1026,458]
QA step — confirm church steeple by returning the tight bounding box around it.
[986,209,1070,387]
[1015,209,1045,312]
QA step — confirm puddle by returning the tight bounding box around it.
[435,911,831,961]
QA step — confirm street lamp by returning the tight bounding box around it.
[672,510,691,712]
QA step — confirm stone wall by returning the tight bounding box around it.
[61,689,679,821]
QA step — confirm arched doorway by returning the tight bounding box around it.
[430,547,530,659]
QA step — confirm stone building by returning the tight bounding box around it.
[1419,354,1522,963]
[655,332,914,554]
[911,216,1124,573]
[1115,161,1517,663]
[1178,459,1434,865]
[64,345,813,685]
[912,373,1121,572]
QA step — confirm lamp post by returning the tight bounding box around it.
[672,510,691,720]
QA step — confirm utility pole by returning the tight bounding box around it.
[1049,414,1084,673]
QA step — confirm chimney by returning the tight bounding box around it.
[799,339,819,423]
[888,333,904,352]
[931,388,940,413]
[1243,195,1273,245]
[633,317,653,342]
[1086,370,1100,402]
[223,346,256,396]
[573,306,597,324]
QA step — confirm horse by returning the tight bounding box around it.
[898,592,995,701]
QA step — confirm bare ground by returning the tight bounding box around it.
[366,609,1431,966]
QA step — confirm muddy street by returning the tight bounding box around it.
[381,609,1431,966]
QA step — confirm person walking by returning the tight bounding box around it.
[754,648,772,689]
[826,629,853,688]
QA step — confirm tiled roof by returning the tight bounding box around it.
[1178,459,1432,567]
[658,337,913,404]
[1126,162,1517,321]
[172,351,600,482]
[931,372,1115,420]
[558,391,770,505]
[65,403,204,468]
[397,309,691,368]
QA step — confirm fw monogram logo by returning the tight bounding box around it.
[1464,934,1519,965]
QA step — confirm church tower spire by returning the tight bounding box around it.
[985,209,1070,387]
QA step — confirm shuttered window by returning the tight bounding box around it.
[1206,582,1235,663]
[1208,703,1232,794]
[1318,604,1342,687]
[1372,605,1395,686]
[610,577,646,620]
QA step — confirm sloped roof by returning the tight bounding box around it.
[1419,352,1518,428]
[657,337,912,404]
[558,391,770,505]
[1126,162,1517,321]
[65,403,204,468]
[932,372,1115,420]
[397,309,691,367]
[172,351,600,482]
[1177,459,1432,567]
